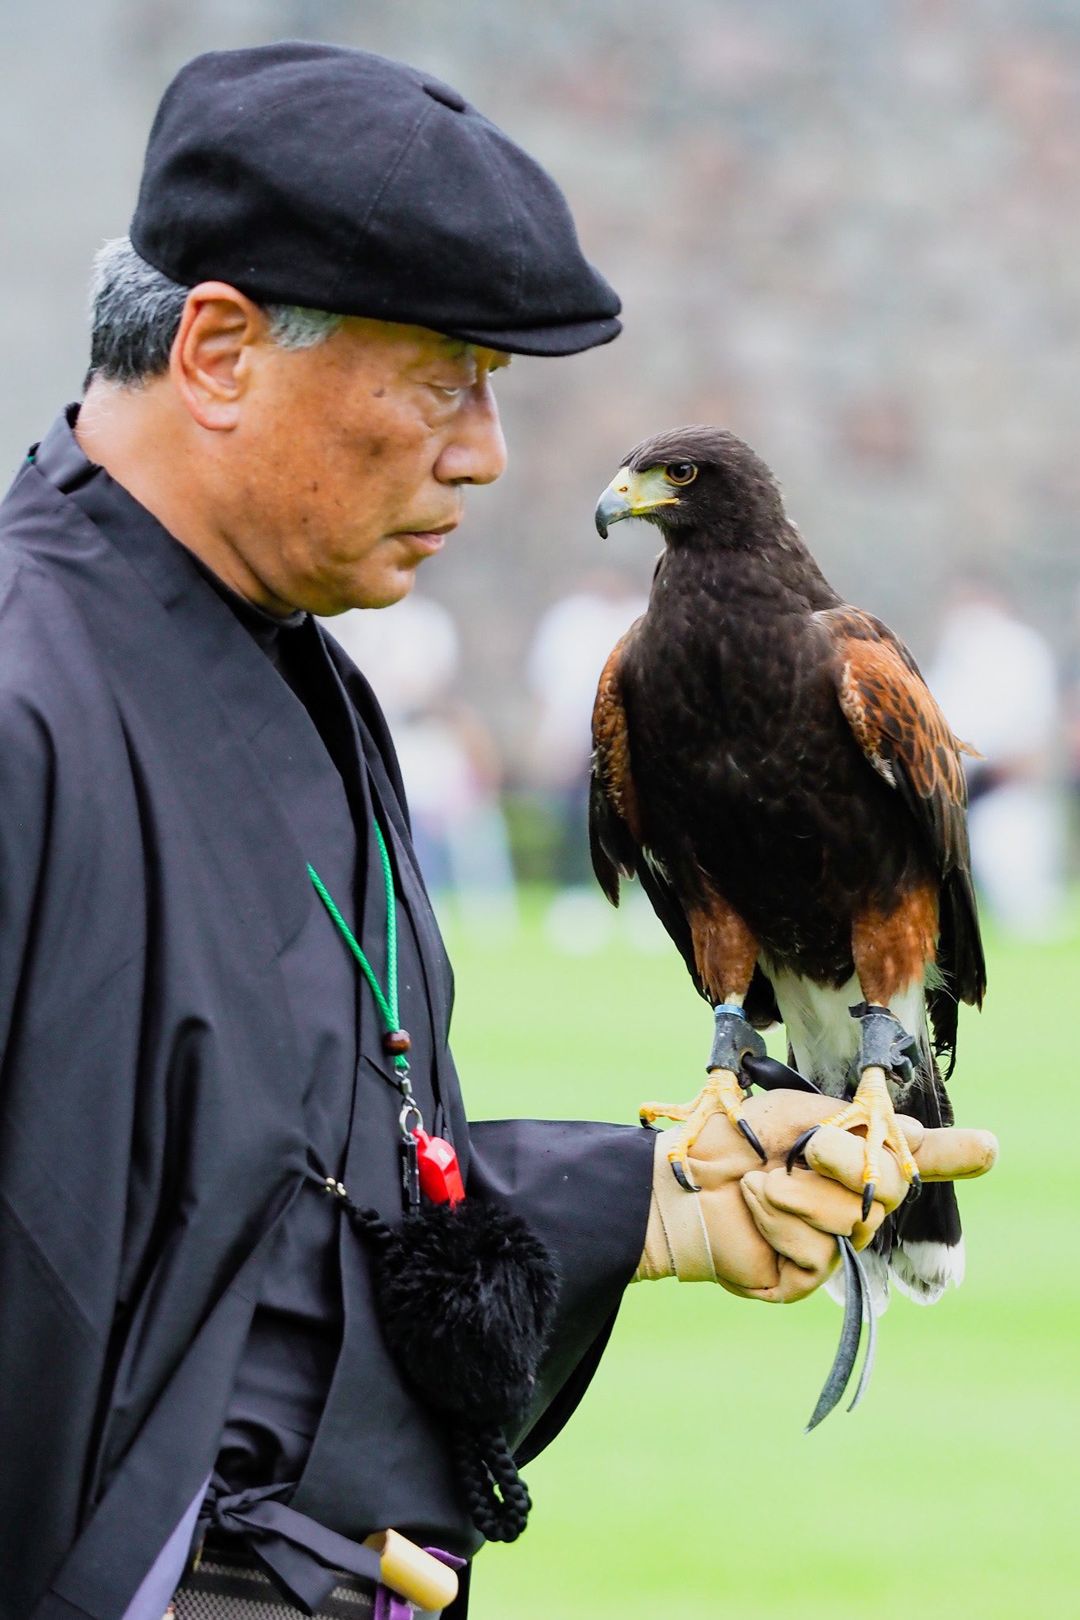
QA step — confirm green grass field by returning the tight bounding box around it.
[439,889,1080,1619]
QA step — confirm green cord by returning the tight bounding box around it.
[308,819,408,1073]
[376,821,398,1038]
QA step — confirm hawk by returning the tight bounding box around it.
[590,426,985,1304]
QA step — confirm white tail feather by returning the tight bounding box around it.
[890,1238,966,1303]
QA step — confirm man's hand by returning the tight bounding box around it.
[635,1088,997,1301]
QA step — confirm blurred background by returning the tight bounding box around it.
[7,2,1080,1615]
[7,0,1080,932]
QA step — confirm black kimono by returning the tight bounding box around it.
[0,409,655,1620]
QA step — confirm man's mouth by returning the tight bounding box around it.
[394,520,459,555]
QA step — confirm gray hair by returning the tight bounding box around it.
[87,237,343,385]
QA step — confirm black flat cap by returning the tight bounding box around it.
[130,41,621,356]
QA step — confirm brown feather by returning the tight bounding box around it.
[824,606,971,868]
[688,893,760,1006]
[852,885,939,1007]
[591,631,643,848]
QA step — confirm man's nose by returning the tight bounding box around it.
[436,383,508,486]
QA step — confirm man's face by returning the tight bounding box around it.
[223,317,510,616]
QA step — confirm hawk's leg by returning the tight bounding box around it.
[812,890,937,1217]
[819,1011,921,1219]
[639,898,765,1188]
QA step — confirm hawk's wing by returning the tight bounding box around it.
[588,624,644,907]
[589,622,779,1024]
[817,605,986,1065]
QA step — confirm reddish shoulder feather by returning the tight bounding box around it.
[818,605,975,872]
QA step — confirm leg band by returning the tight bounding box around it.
[707,1004,767,1073]
[848,1001,918,1083]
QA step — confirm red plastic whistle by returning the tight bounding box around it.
[414,1128,466,1206]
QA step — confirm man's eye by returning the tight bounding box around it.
[432,385,465,399]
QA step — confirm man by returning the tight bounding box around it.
[0,41,995,1620]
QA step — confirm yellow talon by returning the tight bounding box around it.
[823,1064,919,1207]
[640,1068,763,1186]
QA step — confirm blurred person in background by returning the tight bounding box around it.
[1064,581,1080,870]
[930,569,1067,938]
[328,595,519,936]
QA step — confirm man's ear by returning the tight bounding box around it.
[169,282,268,430]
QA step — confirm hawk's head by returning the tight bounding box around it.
[595,425,785,549]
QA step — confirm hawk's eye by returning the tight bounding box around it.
[665,462,698,486]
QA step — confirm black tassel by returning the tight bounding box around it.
[449,1423,532,1543]
[345,1197,560,1541]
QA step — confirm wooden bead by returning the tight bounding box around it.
[383,1029,411,1055]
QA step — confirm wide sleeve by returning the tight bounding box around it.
[465,1118,655,1465]
[0,558,157,1615]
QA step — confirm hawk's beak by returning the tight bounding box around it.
[595,467,679,537]
[595,474,633,538]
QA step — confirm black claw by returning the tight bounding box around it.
[786,1125,820,1174]
[738,1118,768,1162]
[861,1182,875,1222]
[670,1159,701,1193]
[908,1169,922,1200]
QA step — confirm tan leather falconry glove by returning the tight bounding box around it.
[635,1088,997,1302]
